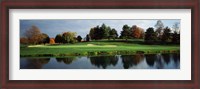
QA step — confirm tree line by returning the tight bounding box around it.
[20,20,180,45]
[144,20,180,44]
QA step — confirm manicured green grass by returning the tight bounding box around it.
[20,39,180,57]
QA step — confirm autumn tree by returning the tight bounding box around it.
[24,25,42,44]
[140,29,145,39]
[55,34,63,43]
[131,25,144,39]
[20,37,28,44]
[49,38,55,44]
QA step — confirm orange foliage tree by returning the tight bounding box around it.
[20,37,28,44]
[49,38,55,44]
[131,25,144,39]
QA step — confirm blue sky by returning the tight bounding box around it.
[20,19,180,38]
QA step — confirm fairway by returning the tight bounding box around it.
[20,40,180,57]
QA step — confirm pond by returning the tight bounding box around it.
[20,53,180,69]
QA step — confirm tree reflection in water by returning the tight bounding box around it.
[173,53,180,68]
[121,54,144,69]
[56,57,77,64]
[151,53,180,69]
[90,56,118,69]
[20,58,50,69]
[145,54,156,67]
[162,54,171,64]
[173,53,180,63]
[20,53,180,69]
[145,54,173,69]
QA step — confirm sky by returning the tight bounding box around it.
[20,19,180,38]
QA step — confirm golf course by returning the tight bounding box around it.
[20,19,181,69]
[20,39,180,57]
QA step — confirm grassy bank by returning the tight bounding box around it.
[20,39,180,57]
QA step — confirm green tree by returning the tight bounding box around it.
[109,28,118,40]
[89,24,111,40]
[55,34,63,43]
[76,35,82,42]
[106,26,112,39]
[144,27,157,44]
[101,23,108,39]
[161,27,172,44]
[100,23,111,39]
[62,32,77,44]
[172,32,180,44]
[89,28,95,40]
[89,26,101,40]
[172,22,180,44]
[120,24,131,41]
[86,34,91,42]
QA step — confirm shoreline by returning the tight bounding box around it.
[20,49,180,57]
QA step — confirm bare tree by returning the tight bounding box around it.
[24,25,42,44]
[154,20,164,37]
[172,22,180,34]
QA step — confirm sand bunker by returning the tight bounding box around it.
[28,45,44,47]
[87,44,96,46]
[87,44,117,47]
[104,45,117,47]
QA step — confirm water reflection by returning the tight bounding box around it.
[121,54,144,69]
[145,54,156,67]
[20,53,180,69]
[90,56,118,69]
[173,53,180,68]
[173,53,180,63]
[56,57,76,64]
[20,58,50,69]
[162,54,170,64]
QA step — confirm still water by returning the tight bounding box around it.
[20,53,180,69]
